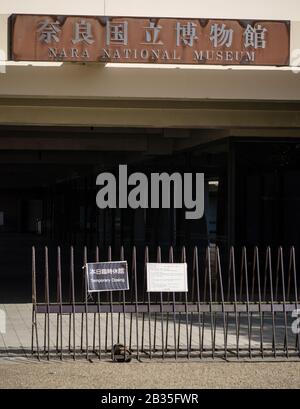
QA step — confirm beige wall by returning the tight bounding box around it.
[291,21,300,68]
[0,99,299,129]
[0,2,299,129]
[0,15,7,61]
[0,64,300,101]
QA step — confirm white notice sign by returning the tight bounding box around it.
[147,263,188,293]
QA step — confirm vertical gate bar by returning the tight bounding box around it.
[133,246,140,361]
[181,246,190,359]
[105,248,109,353]
[231,247,239,359]
[165,248,171,352]
[57,246,63,360]
[290,247,300,356]
[237,248,244,357]
[206,246,214,359]
[268,247,277,358]
[55,247,59,357]
[254,247,264,359]
[92,248,97,354]
[117,258,122,345]
[104,252,109,354]
[92,246,96,355]
[216,247,227,360]
[129,246,135,352]
[166,246,175,353]
[108,246,114,360]
[80,247,85,352]
[165,296,170,352]
[263,248,268,302]
[261,247,269,352]
[169,246,177,359]
[70,246,76,360]
[212,252,219,353]
[31,246,40,360]
[153,297,158,352]
[31,246,36,355]
[243,247,252,359]
[153,246,161,355]
[249,247,255,356]
[56,254,59,355]
[45,246,50,360]
[145,247,152,359]
[104,246,109,351]
[287,247,294,351]
[68,253,72,354]
[249,246,256,357]
[43,253,47,355]
[239,248,244,302]
[279,247,289,358]
[141,246,147,352]
[227,247,232,302]
[225,247,231,358]
[121,246,127,362]
[212,258,218,358]
[105,288,109,353]
[189,246,196,356]
[116,246,122,345]
[201,248,208,357]
[177,276,182,355]
[96,245,102,360]
[287,247,292,301]
[117,295,121,344]
[194,246,202,359]
[211,247,218,356]
[84,246,89,360]
[275,248,280,301]
[251,248,256,301]
[237,249,243,358]
[157,246,164,360]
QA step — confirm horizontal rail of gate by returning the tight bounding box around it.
[31,245,300,361]
[34,304,299,314]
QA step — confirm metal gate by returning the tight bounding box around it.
[31,245,300,361]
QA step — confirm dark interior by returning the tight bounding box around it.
[0,126,300,302]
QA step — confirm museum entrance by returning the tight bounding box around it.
[0,126,300,301]
[0,126,229,302]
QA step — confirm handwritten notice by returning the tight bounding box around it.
[147,263,188,293]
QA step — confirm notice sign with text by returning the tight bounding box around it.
[147,263,188,293]
[10,15,290,66]
[86,261,129,293]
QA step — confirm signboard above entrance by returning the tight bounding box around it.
[10,15,290,66]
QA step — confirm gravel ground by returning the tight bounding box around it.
[0,361,299,389]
